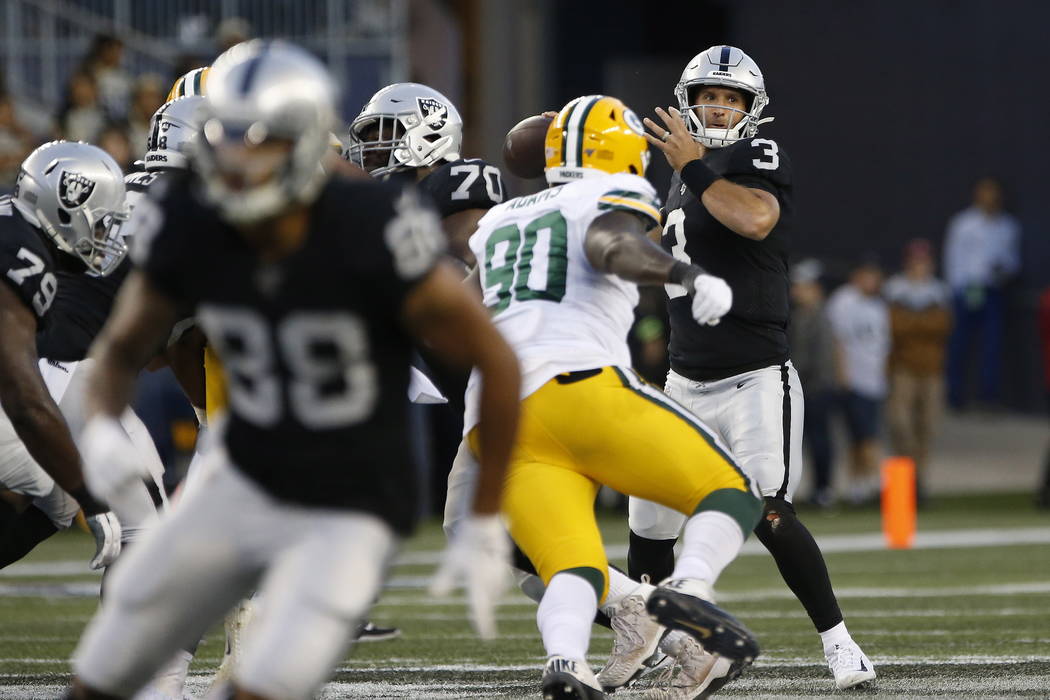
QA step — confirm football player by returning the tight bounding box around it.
[0,141,141,571]
[346,82,505,268]
[462,94,762,699]
[624,45,876,692]
[67,40,520,700]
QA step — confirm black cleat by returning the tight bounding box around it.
[541,656,608,699]
[646,583,759,663]
[354,621,401,642]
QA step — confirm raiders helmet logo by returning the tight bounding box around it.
[58,170,96,209]
[417,97,448,131]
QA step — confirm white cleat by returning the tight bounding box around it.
[597,593,666,691]
[641,632,738,699]
[542,655,607,699]
[132,649,193,700]
[825,640,876,689]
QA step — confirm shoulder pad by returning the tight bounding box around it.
[723,138,791,188]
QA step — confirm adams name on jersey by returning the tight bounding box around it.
[130,172,444,534]
[663,136,793,380]
[463,171,661,433]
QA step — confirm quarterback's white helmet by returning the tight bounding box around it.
[346,82,463,177]
[675,45,772,148]
[192,40,338,225]
[11,141,129,276]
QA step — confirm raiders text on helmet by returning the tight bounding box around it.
[346,82,463,177]
[192,40,338,225]
[11,141,129,275]
[675,45,773,148]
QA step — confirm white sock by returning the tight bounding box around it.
[819,621,851,652]
[671,511,745,585]
[135,649,192,698]
[537,573,598,660]
[601,567,656,611]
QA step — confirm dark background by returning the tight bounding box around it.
[538,0,1050,411]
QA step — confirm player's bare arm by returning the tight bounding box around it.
[402,261,520,515]
[441,208,487,266]
[86,271,179,420]
[0,281,94,506]
[585,210,689,286]
[645,106,779,241]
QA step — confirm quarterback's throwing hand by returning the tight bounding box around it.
[429,514,511,640]
[80,415,148,507]
[644,106,705,172]
[690,274,733,326]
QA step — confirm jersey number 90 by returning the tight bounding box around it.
[199,307,377,430]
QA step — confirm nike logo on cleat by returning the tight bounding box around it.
[548,658,578,674]
[859,660,868,672]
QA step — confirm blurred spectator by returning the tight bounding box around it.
[943,177,1020,409]
[79,34,131,117]
[827,259,890,505]
[790,259,837,507]
[0,94,34,188]
[126,75,166,158]
[884,239,952,504]
[629,287,670,385]
[1037,288,1050,509]
[216,17,252,55]
[97,121,133,171]
[56,72,106,144]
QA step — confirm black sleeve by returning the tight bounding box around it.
[359,183,447,312]
[418,159,507,217]
[723,138,792,198]
[0,222,56,321]
[127,176,197,305]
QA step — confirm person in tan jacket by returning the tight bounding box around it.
[883,239,952,503]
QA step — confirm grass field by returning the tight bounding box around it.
[1,492,1049,698]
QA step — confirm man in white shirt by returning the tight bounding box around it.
[942,177,1020,409]
[827,260,890,504]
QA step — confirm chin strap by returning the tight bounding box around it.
[756,116,776,126]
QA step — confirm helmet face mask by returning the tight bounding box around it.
[11,141,129,276]
[675,45,772,148]
[346,83,463,178]
[190,40,337,226]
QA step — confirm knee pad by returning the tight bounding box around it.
[628,497,686,541]
[754,497,798,539]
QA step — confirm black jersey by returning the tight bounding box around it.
[662,137,794,380]
[417,158,505,218]
[132,173,445,533]
[0,196,60,323]
[35,260,131,362]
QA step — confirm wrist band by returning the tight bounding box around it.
[679,158,721,196]
[669,261,704,291]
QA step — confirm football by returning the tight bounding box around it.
[502,114,552,179]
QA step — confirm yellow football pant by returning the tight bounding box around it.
[469,366,755,602]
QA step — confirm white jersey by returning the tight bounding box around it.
[463,172,661,433]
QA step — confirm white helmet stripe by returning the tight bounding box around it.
[564,95,598,168]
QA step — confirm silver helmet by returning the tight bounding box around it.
[11,141,128,276]
[145,96,205,171]
[192,40,337,225]
[346,82,463,177]
[675,45,773,148]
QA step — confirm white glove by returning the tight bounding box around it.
[85,511,121,570]
[690,274,733,326]
[80,415,149,506]
[429,514,512,640]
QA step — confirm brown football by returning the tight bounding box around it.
[502,114,552,179]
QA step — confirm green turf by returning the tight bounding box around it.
[1,492,1048,697]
